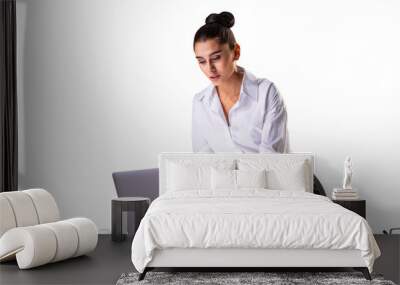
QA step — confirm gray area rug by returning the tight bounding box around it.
[116,271,396,285]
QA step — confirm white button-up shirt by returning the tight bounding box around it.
[192,66,290,153]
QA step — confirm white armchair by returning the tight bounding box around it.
[0,188,98,269]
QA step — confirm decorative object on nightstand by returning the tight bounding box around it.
[342,156,353,190]
[331,156,366,218]
[111,197,150,242]
[332,156,359,200]
[332,188,359,200]
[332,199,366,219]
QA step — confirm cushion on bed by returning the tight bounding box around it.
[237,158,311,192]
[166,159,235,191]
[210,168,236,190]
[236,169,267,189]
[211,168,267,190]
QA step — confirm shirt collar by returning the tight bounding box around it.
[201,65,259,108]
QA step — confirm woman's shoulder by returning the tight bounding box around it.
[246,70,279,101]
[258,78,278,96]
[252,75,284,107]
[193,84,214,103]
[250,72,276,92]
[243,67,275,90]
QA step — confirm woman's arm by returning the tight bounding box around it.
[192,98,214,153]
[258,83,290,153]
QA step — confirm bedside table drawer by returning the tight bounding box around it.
[332,200,366,218]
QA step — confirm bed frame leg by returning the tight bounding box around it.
[138,268,148,281]
[354,267,371,280]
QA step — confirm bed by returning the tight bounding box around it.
[131,152,381,281]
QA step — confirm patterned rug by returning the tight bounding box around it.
[116,271,396,285]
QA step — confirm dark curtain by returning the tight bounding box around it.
[0,0,18,192]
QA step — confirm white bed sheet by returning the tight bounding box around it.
[131,189,380,273]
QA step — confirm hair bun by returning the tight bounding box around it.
[205,11,235,28]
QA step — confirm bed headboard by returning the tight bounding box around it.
[159,152,314,195]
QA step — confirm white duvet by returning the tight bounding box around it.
[131,189,380,273]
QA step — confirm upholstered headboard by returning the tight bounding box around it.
[159,152,314,195]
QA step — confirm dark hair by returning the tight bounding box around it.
[193,11,237,51]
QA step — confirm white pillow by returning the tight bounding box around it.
[211,168,236,190]
[168,162,208,191]
[236,169,267,189]
[166,159,235,191]
[237,158,310,192]
[266,162,308,191]
[211,168,267,190]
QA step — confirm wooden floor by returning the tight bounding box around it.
[0,234,398,285]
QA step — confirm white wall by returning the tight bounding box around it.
[16,0,400,234]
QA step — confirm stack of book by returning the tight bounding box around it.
[332,188,359,200]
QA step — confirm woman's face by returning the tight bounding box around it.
[194,38,240,86]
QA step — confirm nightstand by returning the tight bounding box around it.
[332,199,366,218]
[111,197,150,242]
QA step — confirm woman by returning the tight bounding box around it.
[192,11,290,153]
